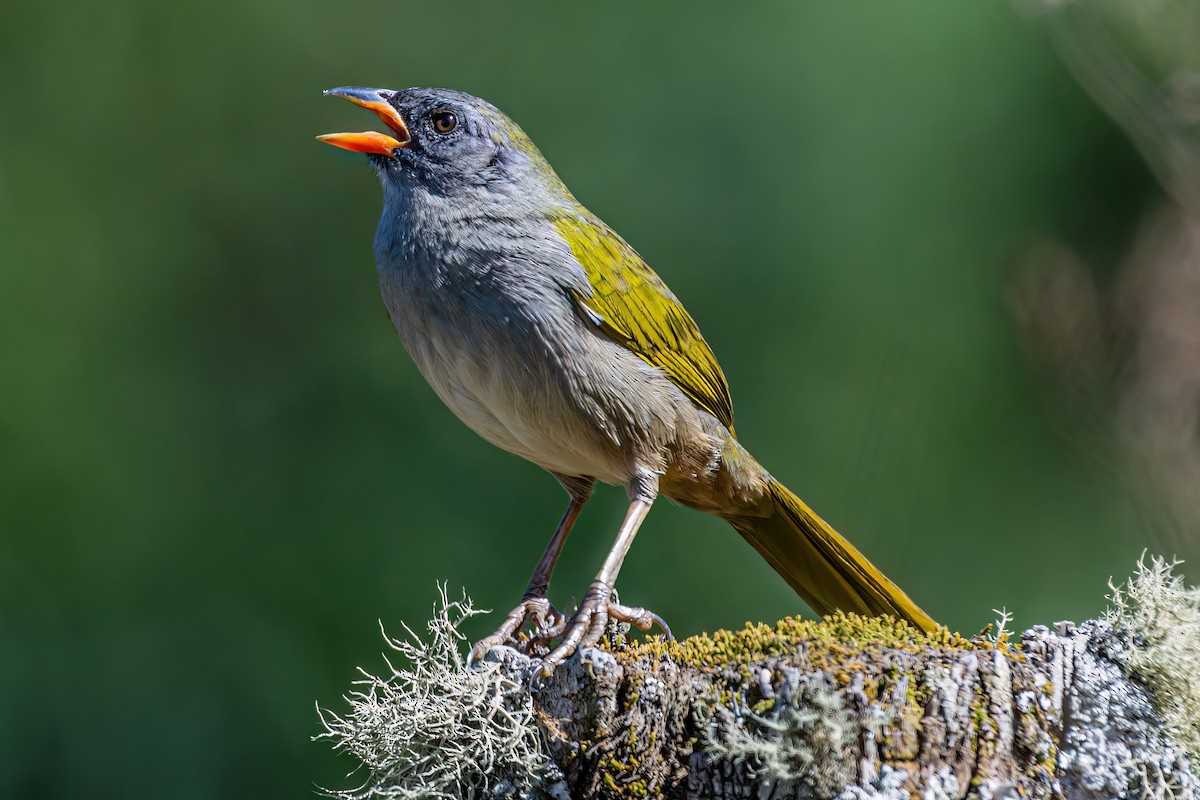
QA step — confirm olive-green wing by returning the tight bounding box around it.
[554,215,736,434]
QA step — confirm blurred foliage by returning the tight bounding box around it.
[0,1,1164,797]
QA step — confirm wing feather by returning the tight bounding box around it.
[553,216,736,434]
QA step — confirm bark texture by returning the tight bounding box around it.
[481,618,1195,800]
[321,567,1199,800]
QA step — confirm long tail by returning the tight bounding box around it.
[727,478,938,633]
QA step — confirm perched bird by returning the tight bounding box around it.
[318,86,938,673]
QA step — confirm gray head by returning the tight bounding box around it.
[318,86,572,206]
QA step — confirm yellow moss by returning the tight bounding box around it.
[750,697,776,714]
[572,739,592,761]
[615,611,979,670]
[601,755,645,798]
[972,696,987,733]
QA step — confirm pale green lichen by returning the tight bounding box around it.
[317,586,562,800]
[1130,758,1189,800]
[1106,554,1200,766]
[702,675,856,795]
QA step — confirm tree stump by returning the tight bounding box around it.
[319,559,1199,799]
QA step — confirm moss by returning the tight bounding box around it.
[602,612,1001,795]
[751,697,776,714]
[600,757,645,798]
[1039,745,1058,773]
[613,611,981,672]
[971,694,988,734]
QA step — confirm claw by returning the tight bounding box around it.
[608,601,673,639]
[470,595,566,662]
[537,581,671,676]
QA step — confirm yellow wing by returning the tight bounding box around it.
[554,215,736,434]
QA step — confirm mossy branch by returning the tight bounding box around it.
[319,559,1199,799]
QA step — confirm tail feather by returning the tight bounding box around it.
[728,478,938,633]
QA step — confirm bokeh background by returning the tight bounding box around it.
[3,1,1197,797]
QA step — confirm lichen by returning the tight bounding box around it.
[316,586,564,800]
[702,672,855,796]
[1106,554,1200,765]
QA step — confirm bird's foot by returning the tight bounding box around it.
[538,581,672,676]
[470,595,566,663]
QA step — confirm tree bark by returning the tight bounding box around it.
[480,618,1195,800]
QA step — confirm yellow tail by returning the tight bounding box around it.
[728,478,938,633]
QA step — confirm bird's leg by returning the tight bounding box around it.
[540,487,670,676]
[470,479,593,661]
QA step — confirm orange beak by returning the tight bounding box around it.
[317,87,411,157]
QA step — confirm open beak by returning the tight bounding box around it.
[317,87,411,157]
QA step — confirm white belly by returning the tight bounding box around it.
[401,322,633,486]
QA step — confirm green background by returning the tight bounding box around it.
[0,1,1161,797]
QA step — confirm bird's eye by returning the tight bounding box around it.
[432,111,457,134]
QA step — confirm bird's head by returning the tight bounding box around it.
[318,86,570,206]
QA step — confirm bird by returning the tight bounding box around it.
[317,86,938,674]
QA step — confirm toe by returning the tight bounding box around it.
[608,602,672,637]
[468,637,496,664]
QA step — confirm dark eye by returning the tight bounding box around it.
[431,110,457,134]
